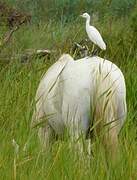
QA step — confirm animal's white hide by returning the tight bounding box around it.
[31,54,127,142]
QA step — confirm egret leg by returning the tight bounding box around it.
[92,48,99,56]
[91,44,95,53]
[90,44,99,56]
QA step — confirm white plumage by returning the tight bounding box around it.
[81,13,106,50]
[31,54,126,152]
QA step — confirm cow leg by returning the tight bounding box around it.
[104,94,127,156]
[38,124,56,152]
[103,125,119,157]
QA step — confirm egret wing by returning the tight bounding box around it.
[87,26,106,50]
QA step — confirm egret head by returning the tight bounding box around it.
[80,13,90,19]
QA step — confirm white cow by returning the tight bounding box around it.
[31,54,127,153]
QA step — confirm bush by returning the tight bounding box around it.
[5,0,137,23]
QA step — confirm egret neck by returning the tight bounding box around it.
[86,16,90,30]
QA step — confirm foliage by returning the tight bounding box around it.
[4,0,137,22]
[130,4,137,49]
[0,1,31,30]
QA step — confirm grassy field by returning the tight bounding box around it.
[0,6,137,179]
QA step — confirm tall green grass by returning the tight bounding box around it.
[0,15,137,179]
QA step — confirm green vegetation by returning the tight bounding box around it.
[0,1,137,179]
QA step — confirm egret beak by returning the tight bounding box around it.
[80,15,83,17]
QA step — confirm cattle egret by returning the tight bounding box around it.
[80,13,106,50]
[31,54,126,153]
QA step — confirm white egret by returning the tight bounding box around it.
[31,54,127,153]
[80,13,106,50]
